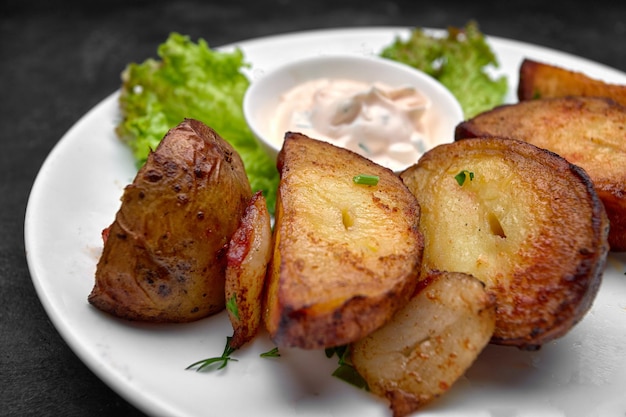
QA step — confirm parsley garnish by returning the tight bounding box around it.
[186,336,238,371]
[325,345,369,390]
[455,170,474,186]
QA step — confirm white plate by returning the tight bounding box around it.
[25,27,626,417]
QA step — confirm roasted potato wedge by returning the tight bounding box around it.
[225,191,272,349]
[263,132,423,349]
[455,96,626,250]
[351,271,496,417]
[89,119,252,322]
[517,58,626,106]
[400,137,609,349]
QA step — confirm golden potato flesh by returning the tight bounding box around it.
[351,271,496,417]
[225,191,272,349]
[89,119,252,322]
[400,137,609,349]
[263,132,423,349]
[455,96,626,251]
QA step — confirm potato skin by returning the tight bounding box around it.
[455,96,626,251]
[351,271,495,417]
[225,191,272,349]
[400,137,609,349]
[89,119,252,322]
[517,58,626,107]
[263,132,423,349]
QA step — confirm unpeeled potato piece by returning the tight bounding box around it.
[400,137,609,349]
[263,132,423,349]
[89,119,252,322]
[351,271,496,417]
[225,191,272,349]
[455,96,626,251]
[517,58,626,107]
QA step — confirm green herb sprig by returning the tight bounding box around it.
[186,336,238,371]
[260,347,281,358]
[325,345,369,390]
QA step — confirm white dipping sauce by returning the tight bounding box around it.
[272,78,433,171]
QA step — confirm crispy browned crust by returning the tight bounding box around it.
[386,389,429,417]
[400,137,609,349]
[517,58,626,106]
[264,132,423,349]
[89,119,252,322]
[455,96,626,251]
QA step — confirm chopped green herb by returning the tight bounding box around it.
[226,294,239,320]
[186,336,238,371]
[325,345,369,390]
[455,170,474,186]
[353,174,379,186]
[260,347,281,358]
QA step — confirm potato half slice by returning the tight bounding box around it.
[89,119,252,322]
[351,271,496,417]
[400,137,609,349]
[455,96,626,250]
[263,132,423,349]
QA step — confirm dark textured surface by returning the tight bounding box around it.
[1,1,625,416]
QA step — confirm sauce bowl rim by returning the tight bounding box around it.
[243,54,464,172]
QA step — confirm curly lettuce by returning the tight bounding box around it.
[381,21,508,118]
[116,32,278,212]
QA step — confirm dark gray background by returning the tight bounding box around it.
[2,0,625,416]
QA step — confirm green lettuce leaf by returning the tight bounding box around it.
[115,32,278,212]
[380,21,508,118]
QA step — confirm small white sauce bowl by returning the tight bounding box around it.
[243,54,464,172]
